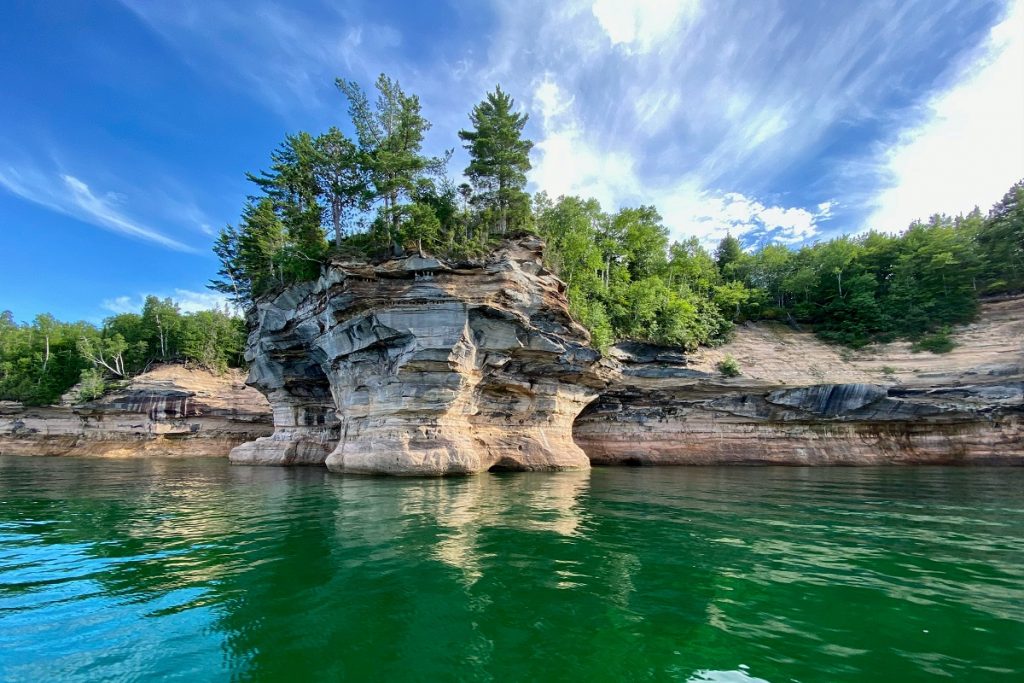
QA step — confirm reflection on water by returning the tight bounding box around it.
[1,457,1023,682]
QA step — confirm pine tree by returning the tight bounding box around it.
[313,127,369,250]
[336,74,448,253]
[715,233,743,278]
[458,86,533,237]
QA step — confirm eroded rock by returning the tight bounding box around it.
[232,236,604,474]
[0,364,272,457]
[573,302,1024,466]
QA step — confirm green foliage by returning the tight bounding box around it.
[206,75,1022,360]
[912,330,956,354]
[717,355,741,377]
[459,85,533,237]
[0,301,246,406]
[715,233,743,279]
[77,367,106,402]
[537,194,731,351]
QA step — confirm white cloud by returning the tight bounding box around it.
[119,0,400,114]
[102,289,235,315]
[864,0,1024,231]
[529,76,831,247]
[0,165,198,252]
[591,0,702,53]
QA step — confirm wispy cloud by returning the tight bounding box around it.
[112,0,1016,245]
[102,289,234,315]
[118,0,400,115]
[0,164,199,252]
[529,75,833,246]
[863,0,1024,231]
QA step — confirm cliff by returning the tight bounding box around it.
[0,364,272,457]
[7,241,1019,470]
[236,238,1022,473]
[574,297,1024,465]
[230,236,604,474]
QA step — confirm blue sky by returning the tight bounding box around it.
[2,0,1022,323]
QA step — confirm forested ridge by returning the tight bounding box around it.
[3,74,1022,406]
[210,74,1024,352]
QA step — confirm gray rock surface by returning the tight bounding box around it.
[0,364,272,457]
[231,236,605,474]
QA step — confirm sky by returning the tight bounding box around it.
[1,0,1022,323]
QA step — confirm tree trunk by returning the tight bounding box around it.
[332,198,343,249]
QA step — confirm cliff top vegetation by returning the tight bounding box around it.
[209,74,1024,352]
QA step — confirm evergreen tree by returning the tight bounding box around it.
[336,74,449,252]
[458,86,534,236]
[313,127,369,249]
[715,233,743,278]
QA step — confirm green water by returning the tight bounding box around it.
[1,458,1022,682]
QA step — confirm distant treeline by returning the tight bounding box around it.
[211,73,1023,352]
[544,185,1024,351]
[0,297,245,406]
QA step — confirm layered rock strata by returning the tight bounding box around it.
[574,299,1024,466]
[230,237,604,474]
[0,364,272,457]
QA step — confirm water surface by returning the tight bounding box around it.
[1,457,1022,681]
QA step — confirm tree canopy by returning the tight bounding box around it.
[205,74,1023,357]
[0,299,245,406]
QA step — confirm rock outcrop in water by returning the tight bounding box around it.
[230,236,604,474]
[232,239,1024,473]
[11,241,1014,469]
[0,364,272,457]
[574,299,1024,466]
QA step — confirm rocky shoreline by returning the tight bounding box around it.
[0,365,271,458]
[230,237,1023,473]
[3,239,1021,471]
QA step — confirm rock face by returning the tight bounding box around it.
[574,299,1024,466]
[231,236,604,474]
[0,364,272,457]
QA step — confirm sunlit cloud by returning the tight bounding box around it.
[529,76,833,247]
[864,0,1024,231]
[101,289,234,315]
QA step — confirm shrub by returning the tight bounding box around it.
[717,355,741,377]
[911,330,956,354]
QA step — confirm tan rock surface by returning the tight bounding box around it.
[231,236,604,474]
[574,297,1024,465]
[0,364,272,457]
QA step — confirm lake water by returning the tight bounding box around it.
[1,457,1022,682]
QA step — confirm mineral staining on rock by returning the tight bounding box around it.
[231,236,604,474]
[233,239,1024,474]
[0,364,272,457]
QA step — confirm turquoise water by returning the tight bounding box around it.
[1,457,1022,681]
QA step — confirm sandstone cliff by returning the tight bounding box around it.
[574,297,1024,465]
[233,238,1022,474]
[0,364,272,457]
[230,236,604,474]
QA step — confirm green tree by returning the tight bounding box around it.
[141,296,182,361]
[313,127,370,250]
[336,74,448,252]
[458,86,534,236]
[613,206,669,281]
[715,233,743,279]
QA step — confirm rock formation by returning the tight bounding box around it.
[0,364,272,457]
[10,240,1016,469]
[230,236,604,474]
[574,299,1024,465]
[232,239,1023,473]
